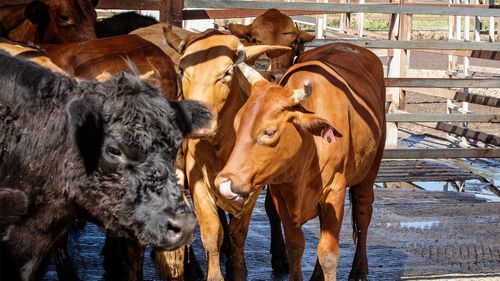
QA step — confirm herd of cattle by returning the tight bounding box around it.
[0,1,386,281]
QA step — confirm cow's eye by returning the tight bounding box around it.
[263,130,276,137]
[58,15,70,24]
[106,146,122,157]
[221,68,233,84]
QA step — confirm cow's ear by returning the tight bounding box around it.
[228,23,252,42]
[291,112,342,143]
[25,1,49,24]
[170,100,212,136]
[67,96,104,173]
[296,30,315,43]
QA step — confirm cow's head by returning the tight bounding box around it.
[228,9,315,82]
[215,63,340,199]
[24,0,98,43]
[163,26,291,138]
[66,72,211,250]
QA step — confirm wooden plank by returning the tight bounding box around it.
[183,9,326,20]
[434,122,500,146]
[454,91,500,107]
[97,0,159,10]
[383,148,500,158]
[385,78,500,88]
[386,113,500,122]
[160,0,183,26]
[305,39,500,51]
[402,88,500,107]
[184,1,500,17]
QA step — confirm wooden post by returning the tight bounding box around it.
[315,0,328,39]
[398,0,412,111]
[489,0,495,42]
[160,0,184,27]
[386,0,401,147]
[463,0,470,77]
[357,0,365,37]
[340,0,351,32]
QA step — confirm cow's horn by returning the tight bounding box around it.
[235,44,246,65]
[237,62,266,87]
[162,25,185,54]
[291,80,312,104]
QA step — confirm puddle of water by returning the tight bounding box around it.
[396,220,440,230]
[474,193,500,202]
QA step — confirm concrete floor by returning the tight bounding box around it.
[44,188,500,281]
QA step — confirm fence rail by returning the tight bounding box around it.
[306,39,500,51]
[184,0,500,17]
[93,0,500,162]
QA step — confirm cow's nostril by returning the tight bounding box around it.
[166,219,182,235]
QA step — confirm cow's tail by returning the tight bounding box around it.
[349,188,359,246]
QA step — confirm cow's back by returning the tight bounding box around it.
[282,43,386,185]
[43,34,178,99]
[296,43,385,120]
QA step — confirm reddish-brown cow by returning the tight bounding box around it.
[229,9,315,82]
[216,43,386,281]
[164,27,291,280]
[0,0,98,43]
[42,34,179,100]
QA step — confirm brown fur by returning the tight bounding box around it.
[216,43,386,280]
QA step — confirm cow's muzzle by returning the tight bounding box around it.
[214,174,250,204]
[159,211,197,250]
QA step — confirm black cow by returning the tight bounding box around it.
[0,51,210,281]
[95,11,158,38]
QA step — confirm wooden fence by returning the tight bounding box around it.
[96,0,499,160]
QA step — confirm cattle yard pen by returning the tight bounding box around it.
[24,0,496,280]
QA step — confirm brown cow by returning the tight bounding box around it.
[0,0,97,43]
[215,43,386,281]
[0,38,66,74]
[229,9,315,82]
[41,34,179,100]
[164,27,291,280]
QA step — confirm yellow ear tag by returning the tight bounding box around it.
[253,54,271,72]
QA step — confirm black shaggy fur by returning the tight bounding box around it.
[0,51,210,281]
[95,12,158,38]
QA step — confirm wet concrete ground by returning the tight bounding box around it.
[44,188,500,281]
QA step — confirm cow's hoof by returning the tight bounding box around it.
[207,275,224,281]
[271,255,289,274]
[226,264,247,281]
[348,271,368,281]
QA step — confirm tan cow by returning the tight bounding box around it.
[229,9,315,82]
[215,43,386,281]
[164,27,291,280]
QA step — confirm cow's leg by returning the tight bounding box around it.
[265,186,289,273]
[271,189,305,281]
[348,147,382,281]
[347,184,373,281]
[127,240,145,281]
[218,206,231,260]
[225,191,260,281]
[190,180,224,281]
[53,232,80,281]
[316,179,346,281]
[103,236,128,281]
